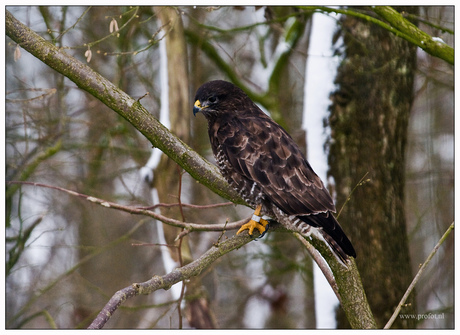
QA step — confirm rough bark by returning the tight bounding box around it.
[327,7,418,328]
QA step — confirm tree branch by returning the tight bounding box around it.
[384,222,454,329]
[6,181,249,232]
[299,6,453,65]
[306,234,377,329]
[88,231,256,329]
[372,6,453,65]
[5,9,245,206]
[294,233,341,303]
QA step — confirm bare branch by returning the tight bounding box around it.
[138,201,234,210]
[294,233,341,304]
[384,222,454,329]
[6,181,249,232]
[88,232,256,329]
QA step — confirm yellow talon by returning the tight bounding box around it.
[236,218,268,235]
[236,204,269,235]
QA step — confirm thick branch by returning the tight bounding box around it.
[5,9,245,206]
[307,235,377,329]
[300,6,453,65]
[372,6,453,65]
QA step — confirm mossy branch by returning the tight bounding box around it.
[299,6,453,65]
[372,6,453,65]
[306,236,377,329]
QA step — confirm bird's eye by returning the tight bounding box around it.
[208,96,218,103]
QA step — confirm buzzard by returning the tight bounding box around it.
[193,80,356,263]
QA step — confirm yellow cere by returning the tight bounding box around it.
[194,100,202,108]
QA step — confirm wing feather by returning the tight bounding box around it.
[216,112,336,217]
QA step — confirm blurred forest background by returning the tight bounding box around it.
[5,6,453,329]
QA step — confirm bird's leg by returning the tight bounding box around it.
[236,204,269,236]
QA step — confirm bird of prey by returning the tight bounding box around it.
[193,80,356,263]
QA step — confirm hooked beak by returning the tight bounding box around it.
[193,100,202,117]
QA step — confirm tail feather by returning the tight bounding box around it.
[319,230,350,264]
[298,212,356,262]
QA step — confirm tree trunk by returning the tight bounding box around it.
[327,7,418,328]
[154,6,217,329]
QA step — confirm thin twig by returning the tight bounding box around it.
[54,6,91,42]
[294,233,341,303]
[6,181,249,232]
[177,166,186,222]
[84,7,139,49]
[177,232,185,329]
[384,222,454,329]
[138,201,233,210]
[174,229,191,241]
[176,167,185,329]
[214,219,229,246]
[337,172,370,219]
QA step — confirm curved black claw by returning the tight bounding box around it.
[255,221,270,240]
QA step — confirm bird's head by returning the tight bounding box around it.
[193,80,250,119]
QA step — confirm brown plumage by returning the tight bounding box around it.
[193,80,356,262]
